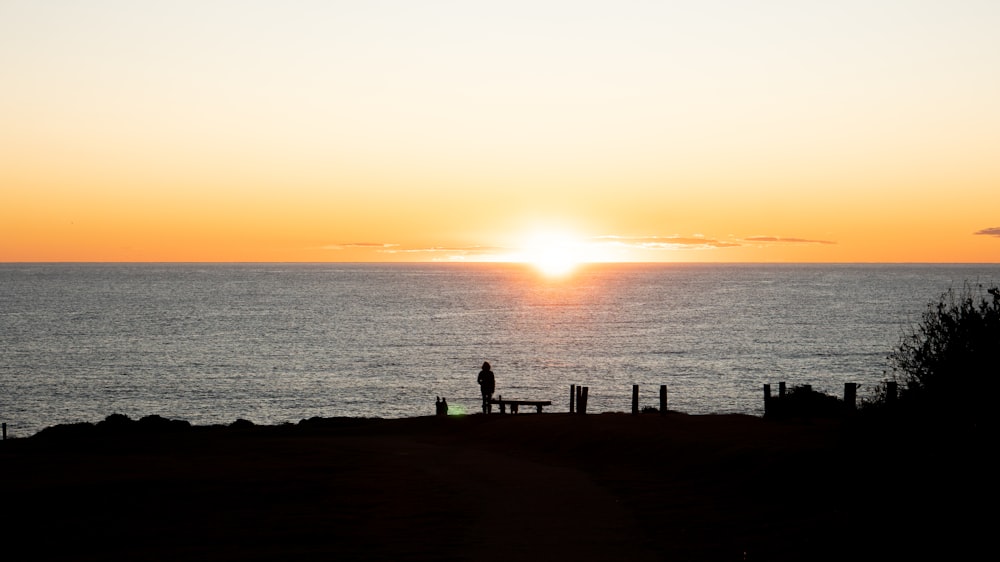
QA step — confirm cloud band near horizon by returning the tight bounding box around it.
[326,232,839,258]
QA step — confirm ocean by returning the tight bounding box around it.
[1,263,997,437]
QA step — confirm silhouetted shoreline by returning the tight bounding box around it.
[3,412,985,561]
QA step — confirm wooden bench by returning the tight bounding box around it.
[488,395,552,414]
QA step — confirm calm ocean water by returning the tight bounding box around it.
[1,263,997,437]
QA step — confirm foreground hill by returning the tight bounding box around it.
[1,412,985,561]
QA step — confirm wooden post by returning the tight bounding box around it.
[659,385,667,415]
[580,387,589,415]
[844,383,857,411]
[570,384,576,414]
[632,384,639,415]
[763,384,771,417]
[778,382,786,397]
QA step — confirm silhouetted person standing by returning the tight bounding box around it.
[478,361,495,414]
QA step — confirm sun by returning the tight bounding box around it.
[520,230,585,276]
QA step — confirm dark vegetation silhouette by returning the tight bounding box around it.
[768,284,999,424]
[766,385,845,420]
[33,413,192,441]
[846,286,999,560]
[229,418,256,429]
[873,283,999,428]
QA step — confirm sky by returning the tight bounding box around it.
[2,0,999,263]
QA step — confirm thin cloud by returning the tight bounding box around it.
[594,233,837,252]
[323,242,400,250]
[379,247,456,254]
[973,227,1000,238]
[378,245,506,255]
[322,243,510,262]
[743,236,836,245]
[594,235,740,249]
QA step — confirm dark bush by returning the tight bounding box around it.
[96,413,136,433]
[766,385,844,419]
[34,414,192,440]
[33,422,96,441]
[888,284,999,426]
[138,415,192,432]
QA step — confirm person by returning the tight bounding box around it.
[477,361,495,414]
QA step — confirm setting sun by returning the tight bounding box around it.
[520,230,586,276]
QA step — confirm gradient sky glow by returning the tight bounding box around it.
[2,0,998,262]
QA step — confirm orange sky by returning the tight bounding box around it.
[2,1,998,263]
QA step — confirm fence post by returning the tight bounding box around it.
[659,385,667,415]
[632,384,639,414]
[570,384,576,413]
[886,381,898,405]
[763,384,771,417]
[580,387,589,415]
[576,385,583,414]
[844,383,857,411]
[779,381,786,398]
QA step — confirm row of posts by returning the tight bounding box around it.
[569,384,669,415]
[762,381,898,415]
[571,381,899,416]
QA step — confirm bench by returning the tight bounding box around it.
[488,395,552,414]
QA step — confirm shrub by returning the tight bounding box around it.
[96,413,136,433]
[138,415,192,432]
[888,284,999,426]
[766,385,844,419]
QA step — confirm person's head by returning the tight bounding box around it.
[482,361,491,371]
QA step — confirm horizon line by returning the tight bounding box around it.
[3,260,998,266]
